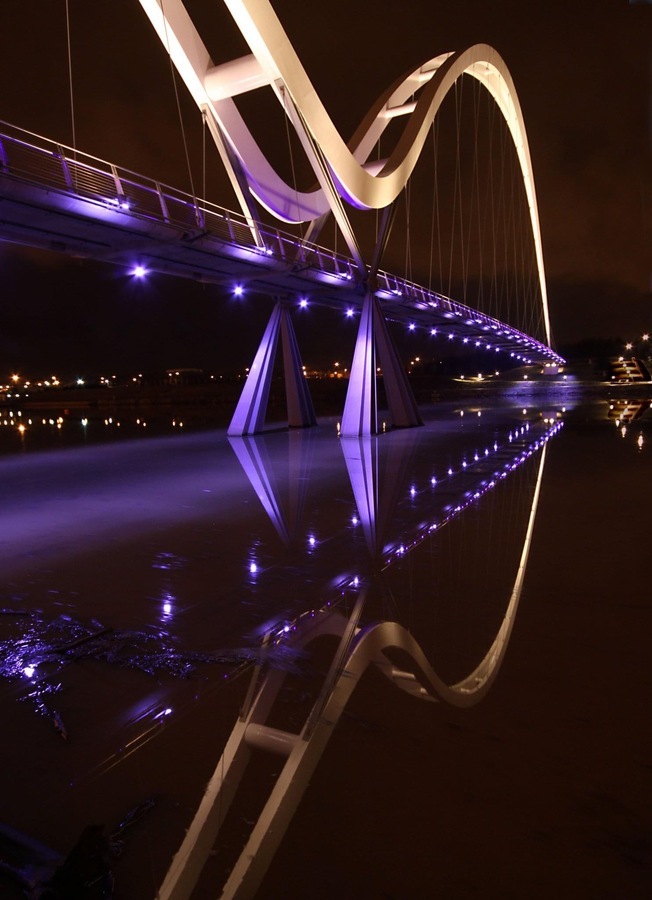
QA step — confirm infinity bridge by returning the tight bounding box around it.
[0,0,563,439]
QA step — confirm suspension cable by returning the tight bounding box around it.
[160,0,198,208]
[64,0,76,156]
[202,108,207,202]
[281,84,304,241]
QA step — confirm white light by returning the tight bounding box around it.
[234,285,244,296]
[299,298,308,308]
[346,308,354,318]
[23,665,35,678]
[132,265,147,278]
[249,562,258,574]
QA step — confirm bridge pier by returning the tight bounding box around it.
[341,292,422,436]
[227,301,316,436]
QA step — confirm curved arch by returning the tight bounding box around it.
[221,1,551,344]
[140,1,552,343]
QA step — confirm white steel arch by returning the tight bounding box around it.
[139,0,552,345]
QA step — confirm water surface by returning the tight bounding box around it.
[0,388,650,898]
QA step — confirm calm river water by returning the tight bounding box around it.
[0,385,650,899]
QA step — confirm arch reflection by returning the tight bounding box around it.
[161,414,562,899]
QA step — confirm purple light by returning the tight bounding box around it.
[409,323,415,331]
[233,285,244,297]
[346,308,354,318]
[430,328,437,336]
[132,265,147,278]
[299,298,308,308]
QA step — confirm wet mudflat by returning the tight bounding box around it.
[0,387,650,898]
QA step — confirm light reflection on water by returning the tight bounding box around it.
[0,391,650,897]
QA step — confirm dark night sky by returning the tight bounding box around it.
[0,0,650,378]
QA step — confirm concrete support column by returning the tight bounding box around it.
[280,306,317,428]
[340,292,378,436]
[341,292,422,436]
[228,300,316,436]
[373,299,423,429]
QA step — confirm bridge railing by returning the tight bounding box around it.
[0,121,441,302]
[0,120,357,279]
[0,120,552,356]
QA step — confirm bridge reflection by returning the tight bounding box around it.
[0,403,563,898]
[159,413,561,899]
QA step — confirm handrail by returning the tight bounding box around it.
[0,119,561,362]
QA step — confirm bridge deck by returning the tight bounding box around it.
[0,121,562,365]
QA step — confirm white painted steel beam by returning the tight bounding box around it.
[204,54,269,100]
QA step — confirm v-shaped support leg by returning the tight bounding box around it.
[228,302,316,436]
[280,306,317,428]
[341,292,421,436]
[373,299,423,428]
[340,292,378,436]
[228,304,282,436]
